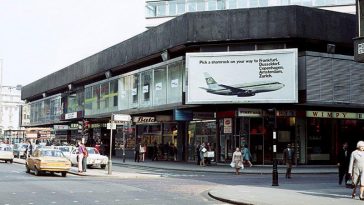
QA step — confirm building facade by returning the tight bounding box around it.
[21,6,362,165]
[145,0,356,27]
[0,85,24,141]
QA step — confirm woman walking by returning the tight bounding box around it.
[232,147,243,175]
[242,144,253,167]
[348,141,364,200]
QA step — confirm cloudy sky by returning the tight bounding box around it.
[0,0,146,87]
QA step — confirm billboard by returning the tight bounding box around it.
[186,49,298,104]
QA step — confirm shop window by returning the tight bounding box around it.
[167,62,183,104]
[84,87,93,115]
[119,76,130,110]
[140,70,152,108]
[177,0,186,14]
[110,79,118,108]
[153,66,167,106]
[208,0,217,10]
[100,82,109,112]
[130,74,139,108]
[307,118,332,164]
[169,0,177,15]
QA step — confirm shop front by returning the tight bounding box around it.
[306,110,364,165]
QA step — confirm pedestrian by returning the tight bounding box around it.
[25,140,33,158]
[140,143,146,162]
[100,141,105,155]
[231,147,243,175]
[82,143,88,172]
[152,141,158,161]
[337,142,350,185]
[283,143,295,179]
[77,140,84,173]
[196,143,201,165]
[242,144,253,167]
[199,142,206,166]
[348,141,364,200]
[134,142,140,162]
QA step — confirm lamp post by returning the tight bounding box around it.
[108,114,114,175]
[272,108,279,186]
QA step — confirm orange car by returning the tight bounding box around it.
[26,148,71,177]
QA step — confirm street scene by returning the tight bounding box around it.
[0,158,361,205]
[1,0,364,205]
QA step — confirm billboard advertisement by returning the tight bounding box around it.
[186,49,298,104]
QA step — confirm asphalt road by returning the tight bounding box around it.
[0,161,352,205]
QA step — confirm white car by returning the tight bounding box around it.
[0,144,14,163]
[69,147,108,169]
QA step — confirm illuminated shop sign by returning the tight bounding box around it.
[238,108,262,117]
[306,111,364,119]
[133,116,156,123]
[186,49,298,104]
[173,109,193,121]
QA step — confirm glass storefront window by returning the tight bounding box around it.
[146,2,157,17]
[100,82,109,112]
[167,62,183,104]
[228,0,237,8]
[157,2,167,16]
[140,70,153,108]
[110,79,118,110]
[130,74,139,108]
[307,118,332,164]
[169,0,177,15]
[92,84,101,112]
[187,0,197,12]
[29,95,61,125]
[177,0,186,14]
[208,0,217,10]
[197,0,205,11]
[153,66,167,106]
[84,87,93,115]
[120,76,130,110]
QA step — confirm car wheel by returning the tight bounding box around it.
[101,164,106,169]
[34,167,41,176]
[25,164,30,173]
[10,159,13,164]
[61,172,67,177]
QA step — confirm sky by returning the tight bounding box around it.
[0,0,146,87]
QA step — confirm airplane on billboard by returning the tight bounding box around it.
[199,72,285,97]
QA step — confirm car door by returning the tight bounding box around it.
[27,150,37,170]
[69,149,78,165]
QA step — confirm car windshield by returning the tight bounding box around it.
[86,147,99,154]
[41,150,65,157]
[58,147,70,152]
[0,146,12,151]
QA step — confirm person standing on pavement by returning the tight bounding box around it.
[242,144,253,167]
[82,142,88,172]
[283,143,295,179]
[77,140,84,173]
[232,147,243,175]
[348,141,364,200]
[337,142,350,185]
[199,142,206,166]
[196,142,201,165]
[134,142,140,162]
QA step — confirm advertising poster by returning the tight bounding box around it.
[186,49,298,104]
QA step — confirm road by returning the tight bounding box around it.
[0,162,352,205]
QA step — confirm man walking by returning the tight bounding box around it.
[283,143,295,179]
[337,142,350,185]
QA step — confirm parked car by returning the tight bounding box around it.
[69,147,108,169]
[25,148,71,177]
[13,143,28,158]
[54,146,75,159]
[0,144,14,163]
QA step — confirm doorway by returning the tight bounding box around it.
[240,117,265,164]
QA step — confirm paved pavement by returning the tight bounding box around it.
[15,157,357,205]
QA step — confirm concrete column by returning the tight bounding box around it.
[177,121,187,161]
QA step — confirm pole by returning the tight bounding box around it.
[108,115,113,175]
[122,124,126,163]
[272,108,279,186]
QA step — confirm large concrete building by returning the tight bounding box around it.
[22,6,363,165]
[145,0,356,28]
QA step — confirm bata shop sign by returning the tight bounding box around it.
[133,116,156,123]
[307,111,364,120]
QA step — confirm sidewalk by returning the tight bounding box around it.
[208,185,360,205]
[111,157,338,174]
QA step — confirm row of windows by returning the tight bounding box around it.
[145,0,354,18]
